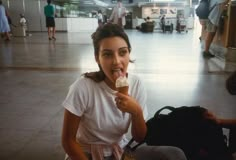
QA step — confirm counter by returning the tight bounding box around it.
[133,17,194,30]
[55,18,98,32]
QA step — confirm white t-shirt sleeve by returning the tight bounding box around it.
[62,77,88,117]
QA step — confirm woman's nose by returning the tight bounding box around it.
[113,54,121,64]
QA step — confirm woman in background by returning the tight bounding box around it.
[0,0,10,41]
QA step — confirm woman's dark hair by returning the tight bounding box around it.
[84,23,132,82]
[47,0,51,4]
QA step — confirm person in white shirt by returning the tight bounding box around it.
[19,13,27,32]
[97,10,103,27]
[19,14,26,26]
[109,0,126,28]
[61,23,187,160]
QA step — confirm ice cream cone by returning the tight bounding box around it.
[118,86,129,95]
[116,75,129,95]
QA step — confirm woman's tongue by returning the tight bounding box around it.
[113,70,123,80]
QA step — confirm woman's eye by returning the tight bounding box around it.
[119,50,128,56]
[102,52,112,57]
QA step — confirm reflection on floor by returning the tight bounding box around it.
[0,25,236,160]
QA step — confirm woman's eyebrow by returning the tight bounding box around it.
[119,47,129,50]
[101,47,128,52]
[101,49,112,52]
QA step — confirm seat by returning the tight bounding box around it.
[141,22,154,33]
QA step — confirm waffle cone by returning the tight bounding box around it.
[118,86,129,95]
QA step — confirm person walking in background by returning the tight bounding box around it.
[160,14,165,32]
[0,0,10,41]
[109,0,126,28]
[44,0,56,41]
[97,10,103,27]
[203,0,230,58]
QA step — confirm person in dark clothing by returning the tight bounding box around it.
[44,0,56,40]
[160,15,165,32]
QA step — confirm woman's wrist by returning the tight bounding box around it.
[131,106,142,118]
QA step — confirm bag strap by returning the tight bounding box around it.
[124,138,145,151]
[154,106,176,118]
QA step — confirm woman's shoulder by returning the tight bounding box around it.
[71,76,97,89]
[128,74,147,99]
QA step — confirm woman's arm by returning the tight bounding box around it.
[62,109,88,160]
[115,93,147,142]
[130,104,147,142]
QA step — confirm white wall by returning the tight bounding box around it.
[25,0,44,31]
[8,0,24,25]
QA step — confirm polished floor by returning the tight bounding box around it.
[0,22,236,160]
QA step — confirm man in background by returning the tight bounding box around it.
[109,0,126,28]
[44,0,56,40]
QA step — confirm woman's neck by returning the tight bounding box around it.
[104,78,116,90]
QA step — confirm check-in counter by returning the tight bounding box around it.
[67,18,98,32]
[133,17,194,30]
[55,18,68,31]
[54,18,98,32]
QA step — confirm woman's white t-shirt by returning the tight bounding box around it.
[62,74,148,155]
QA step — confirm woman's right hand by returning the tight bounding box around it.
[115,92,141,116]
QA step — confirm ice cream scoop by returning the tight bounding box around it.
[116,76,129,95]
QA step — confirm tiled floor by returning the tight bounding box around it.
[0,22,236,160]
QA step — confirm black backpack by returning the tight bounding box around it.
[128,106,233,160]
[195,0,211,19]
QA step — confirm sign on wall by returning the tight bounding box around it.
[142,7,177,18]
